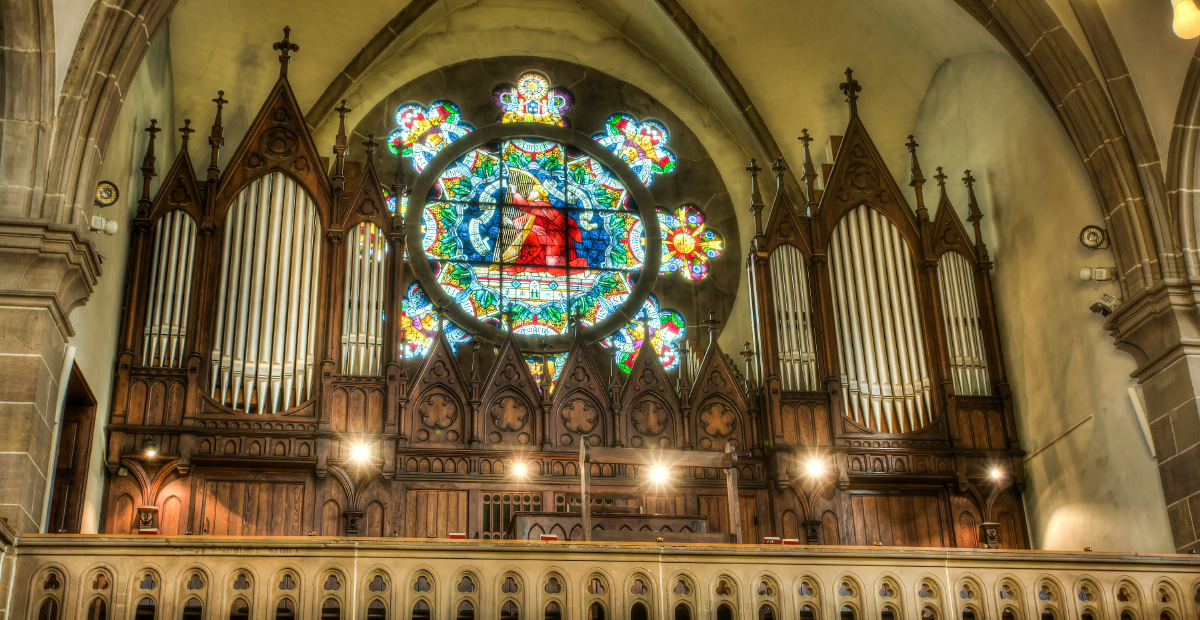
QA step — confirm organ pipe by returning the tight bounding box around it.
[341,222,388,376]
[210,172,322,413]
[938,251,991,396]
[142,211,197,367]
[768,244,818,391]
[827,205,932,432]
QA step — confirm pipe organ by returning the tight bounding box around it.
[209,172,323,414]
[142,210,197,368]
[937,250,991,396]
[341,222,389,377]
[826,205,931,433]
[102,38,1027,550]
[767,244,819,391]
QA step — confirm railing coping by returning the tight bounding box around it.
[11,535,1200,569]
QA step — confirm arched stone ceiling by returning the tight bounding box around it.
[170,0,1022,202]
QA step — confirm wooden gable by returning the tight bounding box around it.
[549,338,611,445]
[406,331,470,446]
[478,335,543,448]
[213,75,333,227]
[930,183,979,263]
[337,152,392,232]
[814,114,922,256]
[146,147,205,225]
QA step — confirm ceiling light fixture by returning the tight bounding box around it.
[1174,0,1200,39]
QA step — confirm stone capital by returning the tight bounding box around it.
[0,220,101,339]
[1105,281,1200,379]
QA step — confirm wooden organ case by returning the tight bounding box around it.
[101,32,1028,548]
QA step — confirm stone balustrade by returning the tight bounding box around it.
[8,535,1200,620]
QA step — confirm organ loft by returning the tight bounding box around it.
[1,2,1199,620]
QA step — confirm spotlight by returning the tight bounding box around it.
[989,467,1003,480]
[512,461,529,478]
[805,458,826,477]
[350,442,371,464]
[143,437,158,458]
[649,464,670,485]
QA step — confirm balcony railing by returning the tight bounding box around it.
[7,535,1200,620]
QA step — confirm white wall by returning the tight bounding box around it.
[908,51,1174,552]
[67,24,175,534]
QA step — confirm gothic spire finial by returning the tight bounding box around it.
[272,26,300,78]
[208,90,227,183]
[906,135,928,221]
[839,67,862,116]
[332,99,350,192]
[179,119,194,152]
[799,130,819,214]
[139,120,160,207]
[363,133,378,159]
[963,169,986,249]
[934,166,947,190]
[747,158,764,213]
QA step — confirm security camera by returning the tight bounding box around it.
[1090,293,1121,317]
[1079,267,1116,281]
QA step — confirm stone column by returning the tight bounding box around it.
[0,222,99,533]
[1109,284,1200,552]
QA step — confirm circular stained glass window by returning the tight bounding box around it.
[405,123,661,348]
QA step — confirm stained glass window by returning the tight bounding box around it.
[392,72,722,371]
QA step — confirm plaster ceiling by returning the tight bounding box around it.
[168,0,1009,180]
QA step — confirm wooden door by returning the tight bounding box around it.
[47,365,97,533]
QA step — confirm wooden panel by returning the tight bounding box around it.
[849,493,948,547]
[198,479,304,536]
[644,494,684,515]
[698,495,727,533]
[406,490,468,538]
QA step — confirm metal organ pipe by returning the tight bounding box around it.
[142,211,197,367]
[768,245,818,391]
[341,222,387,376]
[938,252,991,395]
[826,205,932,432]
[210,172,322,413]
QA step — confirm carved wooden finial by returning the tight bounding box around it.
[839,67,862,116]
[747,158,764,214]
[963,169,986,248]
[178,119,194,151]
[139,120,160,206]
[799,130,819,214]
[934,166,948,189]
[208,91,227,182]
[363,133,378,158]
[273,26,300,78]
[740,342,757,392]
[906,135,928,221]
[905,135,925,186]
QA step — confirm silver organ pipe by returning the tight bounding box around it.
[341,222,388,376]
[142,211,197,367]
[210,172,322,413]
[768,244,818,390]
[827,205,932,432]
[937,251,991,396]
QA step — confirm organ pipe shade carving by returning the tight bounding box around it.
[768,244,818,390]
[937,252,991,396]
[210,172,322,413]
[143,210,197,367]
[341,222,388,376]
[827,205,931,432]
